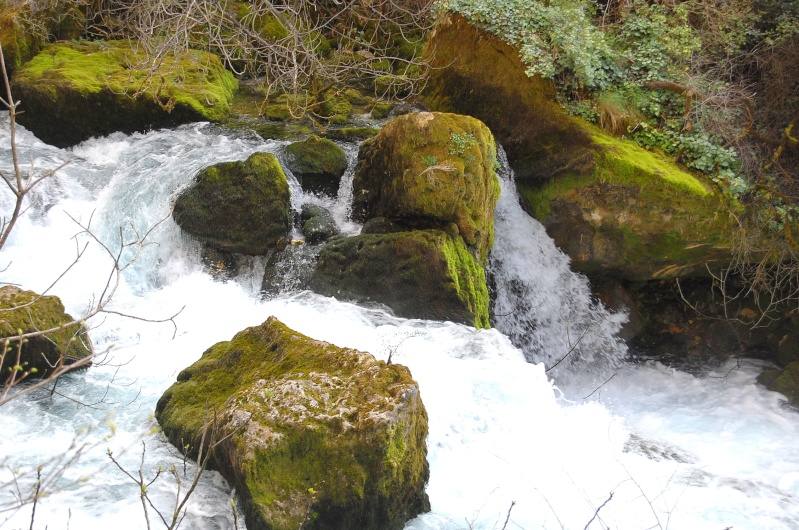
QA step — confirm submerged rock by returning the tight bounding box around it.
[352,111,500,261]
[172,152,291,254]
[284,136,349,196]
[310,230,490,328]
[300,203,338,243]
[758,362,799,406]
[11,40,238,147]
[0,286,92,379]
[156,316,430,530]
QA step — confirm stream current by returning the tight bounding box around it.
[1,121,799,529]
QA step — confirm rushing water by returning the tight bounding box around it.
[1,120,799,530]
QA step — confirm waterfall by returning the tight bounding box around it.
[488,149,628,378]
[1,122,799,530]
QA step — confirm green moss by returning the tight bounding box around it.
[15,41,237,121]
[352,112,500,261]
[172,152,291,254]
[285,136,347,176]
[441,234,490,329]
[371,102,393,119]
[324,127,380,141]
[157,316,429,530]
[0,287,92,378]
[592,132,711,197]
[312,229,490,329]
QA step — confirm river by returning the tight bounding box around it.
[1,120,798,530]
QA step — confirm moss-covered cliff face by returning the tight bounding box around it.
[522,125,734,280]
[422,13,594,185]
[311,229,490,329]
[352,111,500,262]
[11,40,238,147]
[155,316,429,530]
[0,286,92,379]
[423,13,734,282]
[172,152,291,254]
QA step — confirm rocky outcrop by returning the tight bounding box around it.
[11,40,238,147]
[0,286,92,379]
[156,316,429,530]
[422,13,594,185]
[352,111,500,261]
[284,136,349,196]
[310,229,490,328]
[523,128,733,280]
[172,152,291,254]
[423,13,733,282]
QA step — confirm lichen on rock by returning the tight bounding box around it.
[0,286,92,380]
[155,316,429,530]
[172,152,291,255]
[310,229,490,328]
[11,40,238,147]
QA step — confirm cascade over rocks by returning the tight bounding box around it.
[352,111,500,261]
[11,41,238,147]
[311,229,490,329]
[155,316,430,530]
[0,286,92,379]
[172,152,291,255]
[423,12,733,282]
[284,136,348,196]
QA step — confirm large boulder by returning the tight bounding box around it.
[156,316,429,530]
[11,40,238,147]
[352,112,500,261]
[172,152,291,254]
[310,229,490,328]
[284,136,349,196]
[422,13,594,185]
[423,13,733,281]
[0,286,92,379]
[523,127,733,280]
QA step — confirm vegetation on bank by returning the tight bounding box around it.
[439,0,798,206]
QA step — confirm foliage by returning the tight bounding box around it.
[442,0,799,220]
[440,0,618,91]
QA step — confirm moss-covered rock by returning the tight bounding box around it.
[352,112,500,261]
[310,229,490,328]
[758,362,799,406]
[172,152,291,254]
[155,316,429,530]
[11,40,238,147]
[422,13,594,184]
[0,286,92,380]
[300,203,338,243]
[284,136,348,196]
[422,14,734,281]
[521,125,733,280]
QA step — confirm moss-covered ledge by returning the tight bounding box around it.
[520,122,734,280]
[11,40,238,147]
[155,316,429,530]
